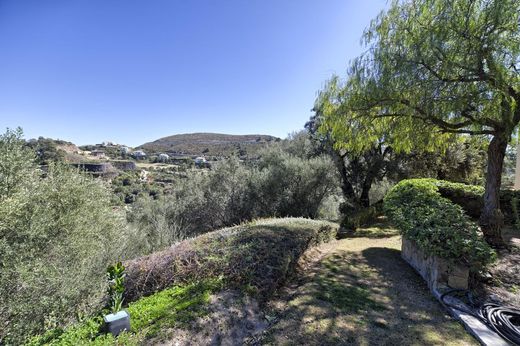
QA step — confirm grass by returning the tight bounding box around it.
[263,217,478,345]
[27,278,223,345]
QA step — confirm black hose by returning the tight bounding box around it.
[440,289,520,345]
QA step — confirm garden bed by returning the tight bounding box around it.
[28,218,338,345]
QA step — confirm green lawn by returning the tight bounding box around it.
[27,278,223,345]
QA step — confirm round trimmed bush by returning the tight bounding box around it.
[384,179,496,269]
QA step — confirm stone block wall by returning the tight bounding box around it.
[401,237,469,291]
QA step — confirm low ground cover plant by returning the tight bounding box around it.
[384,179,495,269]
[27,278,223,346]
[123,218,338,302]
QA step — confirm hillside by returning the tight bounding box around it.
[138,132,280,157]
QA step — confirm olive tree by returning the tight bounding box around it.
[0,129,127,344]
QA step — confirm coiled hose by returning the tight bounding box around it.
[441,289,520,345]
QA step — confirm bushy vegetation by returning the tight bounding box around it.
[111,171,165,204]
[138,133,279,157]
[25,137,68,165]
[123,218,338,302]
[428,179,520,225]
[0,129,139,345]
[28,218,337,345]
[0,128,340,344]
[384,179,495,268]
[127,148,341,253]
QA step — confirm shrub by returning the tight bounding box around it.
[127,151,341,253]
[254,147,340,218]
[0,129,131,345]
[428,179,520,224]
[384,179,495,269]
[123,218,338,303]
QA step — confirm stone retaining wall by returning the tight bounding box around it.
[401,237,469,290]
[111,160,137,171]
[71,162,114,173]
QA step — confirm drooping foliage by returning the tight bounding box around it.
[319,0,520,246]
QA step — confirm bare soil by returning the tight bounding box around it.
[477,227,520,307]
[154,290,267,346]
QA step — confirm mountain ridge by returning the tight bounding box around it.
[137,132,280,157]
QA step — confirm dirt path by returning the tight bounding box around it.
[261,220,478,346]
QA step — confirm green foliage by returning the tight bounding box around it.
[384,179,496,268]
[321,0,520,154]
[29,219,337,345]
[0,129,130,345]
[434,180,485,196]
[317,0,520,243]
[341,203,381,230]
[27,278,223,345]
[400,137,488,186]
[106,262,126,313]
[127,148,341,253]
[511,196,520,229]
[111,171,164,205]
[255,146,341,218]
[25,137,67,165]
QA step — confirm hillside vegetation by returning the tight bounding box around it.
[138,132,279,157]
[28,218,338,345]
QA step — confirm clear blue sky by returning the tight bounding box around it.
[0,0,387,146]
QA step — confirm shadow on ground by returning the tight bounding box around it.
[341,217,400,239]
[263,229,476,345]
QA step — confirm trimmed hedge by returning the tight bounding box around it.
[432,179,520,224]
[123,218,338,303]
[384,179,495,269]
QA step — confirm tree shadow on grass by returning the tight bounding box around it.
[264,246,476,345]
[342,217,400,240]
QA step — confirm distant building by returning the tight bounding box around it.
[194,156,210,168]
[194,156,207,165]
[91,150,106,158]
[132,150,147,159]
[158,153,170,162]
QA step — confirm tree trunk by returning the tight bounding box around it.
[479,134,508,248]
[360,171,374,208]
[333,152,356,201]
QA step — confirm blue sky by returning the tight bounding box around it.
[0,0,387,146]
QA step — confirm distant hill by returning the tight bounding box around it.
[138,133,280,157]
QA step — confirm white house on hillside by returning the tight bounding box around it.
[194,156,207,165]
[132,150,147,159]
[158,153,170,162]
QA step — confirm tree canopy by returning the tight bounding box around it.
[318,0,520,246]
